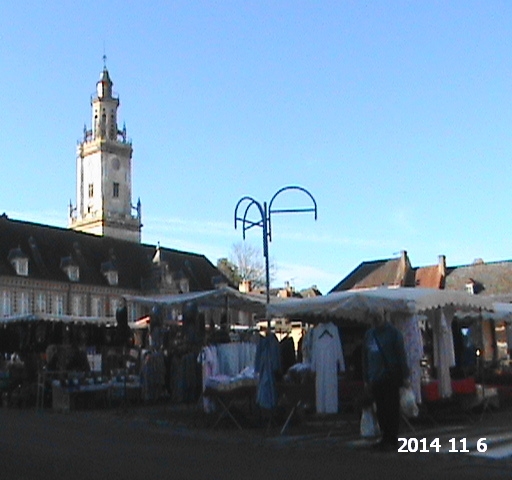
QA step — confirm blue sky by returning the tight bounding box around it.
[1,1,512,294]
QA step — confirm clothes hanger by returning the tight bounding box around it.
[319,328,333,339]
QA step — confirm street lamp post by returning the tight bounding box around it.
[234,185,317,328]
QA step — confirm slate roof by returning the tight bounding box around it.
[444,260,512,296]
[147,245,229,292]
[299,286,323,298]
[0,215,225,292]
[329,250,512,298]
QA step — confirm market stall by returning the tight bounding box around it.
[0,313,145,410]
[452,302,512,405]
[266,287,495,415]
[124,286,268,319]
[123,287,267,409]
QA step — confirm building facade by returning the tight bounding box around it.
[0,64,228,323]
[0,215,225,322]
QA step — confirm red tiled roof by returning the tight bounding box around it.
[415,265,444,289]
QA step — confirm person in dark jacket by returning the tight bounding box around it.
[363,310,409,450]
[115,299,132,347]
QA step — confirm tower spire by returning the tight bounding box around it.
[69,63,142,243]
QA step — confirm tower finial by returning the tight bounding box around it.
[102,53,107,69]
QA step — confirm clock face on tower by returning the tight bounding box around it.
[111,156,120,171]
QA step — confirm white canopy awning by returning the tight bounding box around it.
[362,287,494,312]
[266,287,494,321]
[488,302,512,322]
[0,313,117,326]
[123,286,268,315]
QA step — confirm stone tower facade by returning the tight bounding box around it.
[69,62,142,243]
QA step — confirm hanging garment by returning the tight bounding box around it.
[301,328,314,366]
[240,342,257,372]
[255,333,281,410]
[396,315,424,404]
[280,336,296,375]
[217,343,240,376]
[198,346,219,412]
[311,322,345,414]
[433,310,456,398]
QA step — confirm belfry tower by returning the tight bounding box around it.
[69,59,142,243]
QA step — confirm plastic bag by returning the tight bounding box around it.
[400,386,419,418]
[360,405,381,438]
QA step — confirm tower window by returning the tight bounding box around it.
[88,183,94,198]
[113,182,120,198]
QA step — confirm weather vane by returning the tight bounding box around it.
[102,41,107,69]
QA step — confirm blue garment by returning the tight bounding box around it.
[363,323,409,385]
[254,333,281,410]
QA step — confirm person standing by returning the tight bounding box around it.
[363,310,409,450]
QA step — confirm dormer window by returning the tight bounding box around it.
[105,270,118,286]
[165,270,174,287]
[60,257,79,282]
[14,258,28,276]
[179,278,189,293]
[101,257,118,286]
[166,270,189,293]
[67,265,80,282]
[465,278,483,295]
[8,247,29,277]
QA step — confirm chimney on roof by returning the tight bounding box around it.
[438,255,446,272]
[438,255,446,289]
[396,250,412,286]
[239,280,252,293]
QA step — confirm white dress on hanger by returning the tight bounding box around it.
[433,311,456,398]
[311,322,345,414]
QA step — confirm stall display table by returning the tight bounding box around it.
[37,370,73,410]
[419,377,497,423]
[49,373,141,412]
[52,382,110,412]
[109,378,142,405]
[459,384,499,414]
[277,382,315,434]
[421,377,476,402]
[204,384,257,430]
